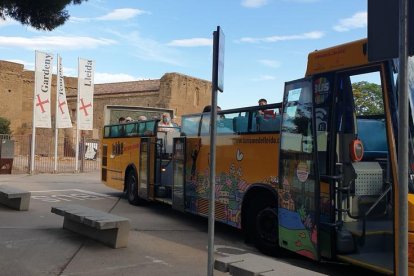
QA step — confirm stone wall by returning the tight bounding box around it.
[0,60,211,140]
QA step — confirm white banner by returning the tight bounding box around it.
[34,51,54,128]
[56,56,72,128]
[77,58,95,130]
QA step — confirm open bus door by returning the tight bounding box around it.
[138,137,156,201]
[278,78,321,261]
[172,137,186,211]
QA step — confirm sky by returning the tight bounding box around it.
[0,0,367,109]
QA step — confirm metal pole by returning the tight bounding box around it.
[208,90,218,276]
[75,58,80,173]
[30,52,38,175]
[207,29,219,276]
[398,0,408,275]
[54,54,60,173]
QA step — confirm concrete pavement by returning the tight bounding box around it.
[0,172,380,276]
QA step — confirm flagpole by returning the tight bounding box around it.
[54,54,59,173]
[75,57,80,173]
[30,51,38,174]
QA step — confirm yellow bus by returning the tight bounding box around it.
[102,38,414,274]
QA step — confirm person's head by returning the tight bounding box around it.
[138,115,147,121]
[202,105,211,113]
[203,105,221,113]
[258,99,267,106]
[161,113,171,123]
[125,116,133,123]
[119,117,126,124]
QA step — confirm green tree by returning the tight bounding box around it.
[353,81,384,116]
[0,117,11,135]
[0,0,87,31]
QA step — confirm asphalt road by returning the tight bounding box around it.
[0,172,383,276]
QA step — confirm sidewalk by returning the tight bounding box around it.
[0,172,229,276]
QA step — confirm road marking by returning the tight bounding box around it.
[214,244,248,257]
[30,189,115,203]
[145,256,170,266]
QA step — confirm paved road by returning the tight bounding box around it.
[0,172,382,275]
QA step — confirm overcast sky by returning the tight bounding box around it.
[0,0,367,109]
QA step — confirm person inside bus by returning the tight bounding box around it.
[138,115,147,121]
[125,116,133,123]
[118,117,126,124]
[158,113,174,132]
[202,105,224,119]
[257,98,275,119]
[202,105,222,113]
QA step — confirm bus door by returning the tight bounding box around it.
[138,137,155,201]
[332,66,395,274]
[172,137,186,211]
[278,77,320,261]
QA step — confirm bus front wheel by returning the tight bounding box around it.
[126,170,141,205]
[246,196,279,255]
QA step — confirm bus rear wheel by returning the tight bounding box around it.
[126,170,141,205]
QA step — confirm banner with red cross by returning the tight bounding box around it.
[34,51,54,128]
[77,58,95,130]
[56,55,72,128]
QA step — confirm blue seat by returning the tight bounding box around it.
[357,118,388,160]
[233,116,248,133]
[110,126,119,137]
[257,116,281,132]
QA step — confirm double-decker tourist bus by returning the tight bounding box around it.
[101,39,414,275]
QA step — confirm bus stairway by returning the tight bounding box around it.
[336,219,394,275]
[335,184,394,274]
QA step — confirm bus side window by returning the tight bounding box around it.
[181,115,201,136]
[104,126,110,138]
[234,116,248,133]
[200,114,211,135]
[256,116,281,132]
[217,118,234,134]
[110,125,119,137]
[125,123,137,136]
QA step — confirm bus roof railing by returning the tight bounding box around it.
[103,119,159,138]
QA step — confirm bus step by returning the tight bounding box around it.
[337,251,393,275]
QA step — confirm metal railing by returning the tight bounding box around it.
[1,134,100,174]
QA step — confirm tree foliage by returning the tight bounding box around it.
[352,81,384,116]
[0,116,11,135]
[0,0,87,30]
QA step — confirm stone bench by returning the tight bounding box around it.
[0,185,30,211]
[51,204,130,248]
[215,253,324,276]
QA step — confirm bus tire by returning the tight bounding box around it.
[126,169,141,205]
[247,195,279,255]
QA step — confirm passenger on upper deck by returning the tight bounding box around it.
[158,113,174,132]
[203,105,223,118]
[257,98,275,118]
[138,115,147,121]
[202,105,222,113]
[118,117,126,124]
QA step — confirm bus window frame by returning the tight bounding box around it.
[182,103,283,137]
[103,120,159,139]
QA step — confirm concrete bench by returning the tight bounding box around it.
[0,185,30,211]
[215,253,324,276]
[51,204,130,248]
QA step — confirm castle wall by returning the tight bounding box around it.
[0,60,211,140]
